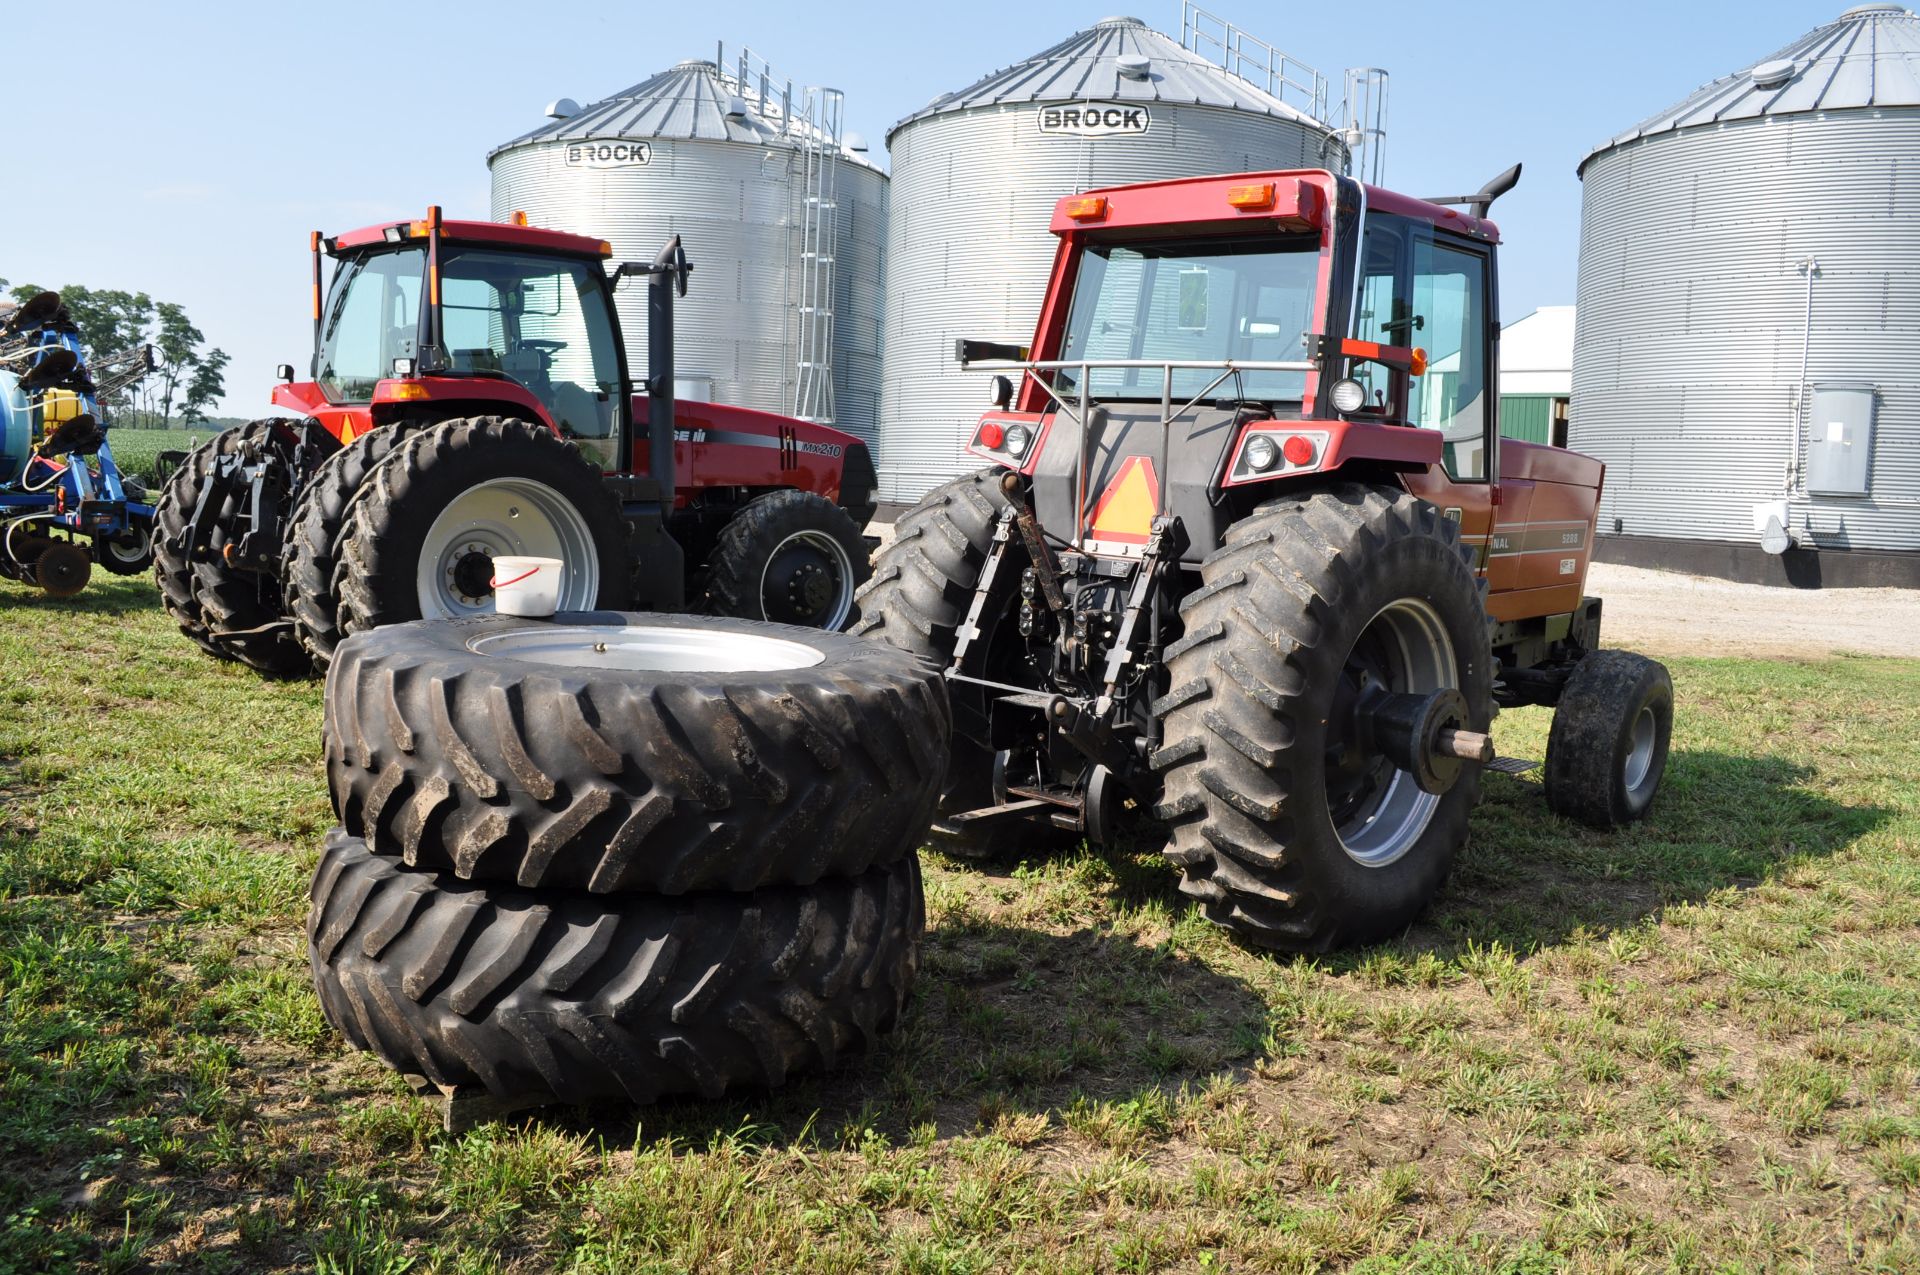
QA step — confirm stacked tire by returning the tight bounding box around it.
[307,609,950,1107]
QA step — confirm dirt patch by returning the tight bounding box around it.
[1588,563,1919,660]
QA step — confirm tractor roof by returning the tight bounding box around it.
[1048,170,1501,244]
[327,218,612,259]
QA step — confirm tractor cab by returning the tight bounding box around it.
[284,215,636,473]
[959,170,1510,567]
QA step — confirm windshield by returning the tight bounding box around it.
[439,248,624,468]
[1057,235,1319,403]
[317,248,424,402]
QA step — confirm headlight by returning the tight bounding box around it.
[1244,434,1279,472]
[1329,377,1366,413]
[1003,423,1032,458]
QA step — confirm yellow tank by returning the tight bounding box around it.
[35,389,85,440]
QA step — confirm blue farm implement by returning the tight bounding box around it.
[0,290,157,597]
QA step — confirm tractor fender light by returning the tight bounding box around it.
[1282,434,1317,467]
[1328,377,1366,413]
[1002,423,1032,458]
[383,382,431,402]
[978,421,1006,449]
[1064,196,1108,221]
[1243,434,1279,472]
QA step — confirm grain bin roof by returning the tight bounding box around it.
[1579,4,1920,173]
[887,15,1326,140]
[490,59,836,158]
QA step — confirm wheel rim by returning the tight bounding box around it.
[471,624,826,673]
[1325,598,1456,868]
[104,527,150,566]
[760,529,853,629]
[415,478,598,620]
[1623,704,1658,796]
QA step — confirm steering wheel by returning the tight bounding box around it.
[518,339,567,353]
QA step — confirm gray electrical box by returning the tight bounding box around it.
[1806,383,1875,497]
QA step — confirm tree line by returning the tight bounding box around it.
[1,275,228,428]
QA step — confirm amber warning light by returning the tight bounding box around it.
[1064,196,1109,222]
[1226,183,1276,210]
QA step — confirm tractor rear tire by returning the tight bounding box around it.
[190,419,321,677]
[283,427,408,669]
[1543,650,1673,829]
[308,830,923,1107]
[703,489,871,630]
[325,610,949,893]
[333,417,634,637]
[852,468,1066,860]
[153,421,289,665]
[1155,484,1493,952]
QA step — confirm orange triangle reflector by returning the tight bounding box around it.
[1088,455,1160,545]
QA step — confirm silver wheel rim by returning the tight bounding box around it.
[415,478,597,620]
[471,624,826,673]
[760,529,854,629]
[1623,704,1658,796]
[1334,598,1455,868]
[104,528,149,565]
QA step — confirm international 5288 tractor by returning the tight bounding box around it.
[155,210,877,675]
[857,166,1675,952]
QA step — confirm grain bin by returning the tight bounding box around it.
[1573,3,1920,586]
[488,47,888,444]
[877,11,1373,504]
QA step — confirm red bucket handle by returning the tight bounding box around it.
[489,566,541,590]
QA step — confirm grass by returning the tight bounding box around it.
[101,429,219,485]
[1,574,1916,1272]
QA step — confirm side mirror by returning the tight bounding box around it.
[990,375,1014,410]
[275,363,295,384]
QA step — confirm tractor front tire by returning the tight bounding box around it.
[1543,650,1673,829]
[853,468,1064,861]
[283,427,408,669]
[1155,484,1493,952]
[308,831,923,1107]
[704,489,871,631]
[334,417,634,637]
[326,610,949,893]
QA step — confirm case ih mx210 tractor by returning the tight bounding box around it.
[155,210,876,675]
[858,167,1675,952]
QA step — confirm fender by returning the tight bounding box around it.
[626,396,865,506]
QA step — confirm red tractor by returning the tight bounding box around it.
[155,210,876,675]
[857,166,1675,952]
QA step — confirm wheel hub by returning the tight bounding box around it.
[449,545,495,604]
[761,531,851,627]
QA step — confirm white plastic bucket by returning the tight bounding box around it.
[490,556,564,617]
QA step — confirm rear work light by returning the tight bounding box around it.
[1226,182,1276,210]
[1064,196,1108,221]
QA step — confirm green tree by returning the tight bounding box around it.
[182,349,229,424]
[151,301,204,424]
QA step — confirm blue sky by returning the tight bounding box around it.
[2,0,1842,416]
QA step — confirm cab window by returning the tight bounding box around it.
[1350,217,1491,481]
